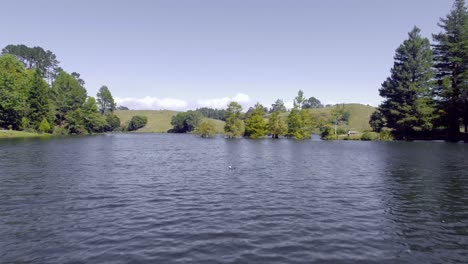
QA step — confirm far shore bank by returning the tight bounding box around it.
[0,130,52,139]
[2,129,467,143]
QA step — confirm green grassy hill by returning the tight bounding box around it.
[116,110,178,133]
[115,110,225,133]
[278,103,375,133]
[309,103,376,132]
[116,103,375,134]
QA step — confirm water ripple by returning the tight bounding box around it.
[0,135,467,263]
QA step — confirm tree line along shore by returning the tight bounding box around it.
[1,0,467,142]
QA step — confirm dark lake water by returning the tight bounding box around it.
[0,134,467,263]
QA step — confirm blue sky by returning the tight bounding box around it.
[0,0,452,110]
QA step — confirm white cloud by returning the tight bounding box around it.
[115,96,188,110]
[196,93,251,109]
[115,93,253,111]
[284,101,294,110]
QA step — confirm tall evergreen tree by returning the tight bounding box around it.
[244,103,267,138]
[97,85,116,115]
[369,110,384,133]
[378,27,435,137]
[52,71,87,126]
[2,44,60,84]
[26,69,51,130]
[432,0,468,138]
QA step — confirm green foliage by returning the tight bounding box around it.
[336,127,348,135]
[287,108,311,139]
[21,117,30,130]
[2,44,59,83]
[329,104,350,136]
[379,130,394,141]
[26,69,51,130]
[65,109,87,134]
[96,85,116,115]
[320,125,334,139]
[361,131,380,141]
[52,71,87,126]
[194,119,217,137]
[71,72,85,86]
[39,117,51,133]
[52,126,68,135]
[82,96,107,133]
[0,54,30,130]
[117,105,129,110]
[128,115,148,131]
[196,107,226,121]
[270,99,287,113]
[244,103,267,138]
[432,0,468,139]
[105,113,121,131]
[293,90,305,109]
[379,27,435,137]
[286,90,323,139]
[369,110,384,132]
[302,97,324,109]
[267,111,287,138]
[224,102,244,138]
[170,110,203,133]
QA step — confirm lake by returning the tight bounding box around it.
[0,134,467,263]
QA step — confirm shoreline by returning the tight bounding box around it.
[2,130,467,143]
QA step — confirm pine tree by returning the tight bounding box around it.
[432,0,468,138]
[378,27,435,138]
[26,69,51,130]
[38,117,51,133]
[97,85,116,115]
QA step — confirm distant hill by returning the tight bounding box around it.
[115,110,225,133]
[308,103,376,132]
[115,103,375,134]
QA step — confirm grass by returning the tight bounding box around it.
[0,130,52,139]
[278,103,376,133]
[208,119,225,134]
[115,110,225,133]
[307,103,376,132]
[116,110,178,133]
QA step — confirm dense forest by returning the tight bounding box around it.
[370,0,468,141]
[0,45,122,134]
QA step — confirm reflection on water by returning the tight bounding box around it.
[0,135,467,263]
